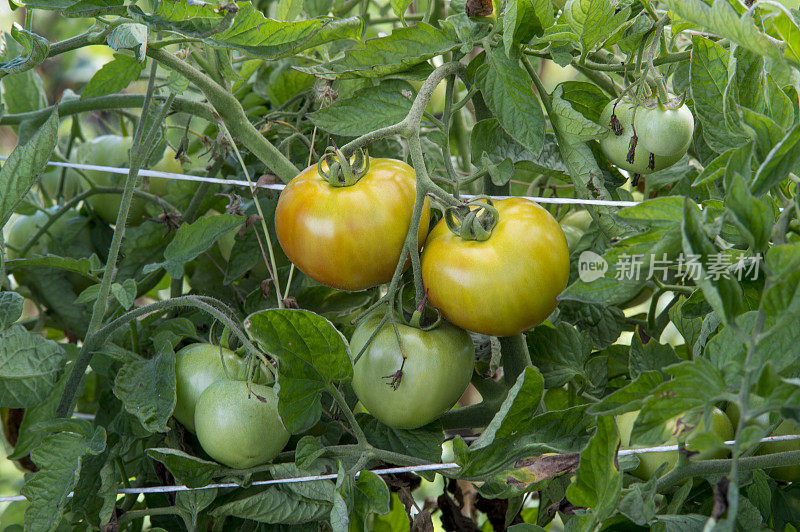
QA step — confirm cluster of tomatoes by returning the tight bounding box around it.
[599,96,694,180]
[274,155,571,430]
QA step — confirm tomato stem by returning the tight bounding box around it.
[56,62,169,418]
[327,384,368,446]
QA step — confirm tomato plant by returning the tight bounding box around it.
[0,0,798,529]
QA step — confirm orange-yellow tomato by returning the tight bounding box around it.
[421,198,569,337]
[275,158,430,291]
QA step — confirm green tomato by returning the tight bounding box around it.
[617,408,733,480]
[77,136,145,225]
[77,136,172,225]
[6,207,93,260]
[147,146,183,197]
[724,397,769,429]
[727,398,800,482]
[599,99,686,175]
[194,380,289,469]
[560,210,592,250]
[40,165,83,201]
[757,420,800,482]
[174,343,267,433]
[349,313,475,429]
[634,100,694,157]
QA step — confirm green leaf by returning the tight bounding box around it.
[106,23,148,61]
[358,414,444,464]
[616,196,685,227]
[110,278,137,310]
[263,63,315,106]
[305,0,332,17]
[11,0,124,16]
[7,373,68,461]
[471,120,567,178]
[632,358,727,444]
[475,47,545,156]
[0,26,49,78]
[146,448,220,488]
[471,367,544,450]
[0,325,65,408]
[301,22,456,79]
[763,244,800,320]
[664,0,794,66]
[0,109,58,228]
[587,371,664,416]
[112,339,175,433]
[308,79,413,136]
[503,0,549,55]
[619,477,657,525]
[295,435,326,469]
[177,488,218,526]
[245,309,351,433]
[565,416,621,521]
[628,336,680,378]
[211,463,333,524]
[71,450,117,527]
[569,0,630,53]
[6,255,102,283]
[275,0,302,21]
[549,99,622,237]
[0,291,24,330]
[668,296,703,352]
[148,214,244,278]
[81,54,145,100]
[390,0,413,23]
[690,36,748,153]
[22,428,106,532]
[551,82,609,140]
[681,198,742,325]
[353,470,390,520]
[725,174,773,250]
[133,2,362,59]
[654,514,709,531]
[0,31,48,115]
[526,323,592,388]
[752,123,800,196]
[456,406,593,478]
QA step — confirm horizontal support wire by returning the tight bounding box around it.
[1,435,799,503]
[1,157,641,207]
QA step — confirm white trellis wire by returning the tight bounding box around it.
[1,434,799,503]
[4,157,642,207]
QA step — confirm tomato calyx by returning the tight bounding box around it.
[379,286,446,390]
[317,146,370,187]
[444,196,499,241]
[396,284,443,332]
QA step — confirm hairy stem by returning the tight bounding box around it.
[147,47,298,182]
[500,335,531,388]
[56,65,167,418]
[0,94,216,126]
[657,450,800,492]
